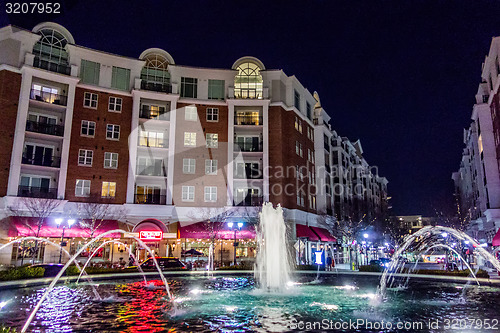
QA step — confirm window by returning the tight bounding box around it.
[208,79,225,100]
[106,124,120,140]
[104,152,118,169]
[31,84,59,104]
[182,186,195,201]
[306,102,312,120]
[298,120,302,133]
[139,130,166,148]
[185,106,198,121]
[184,132,196,146]
[84,92,98,108]
[295,117,299,131]
[32,28,69,74]
[111,66,130,91]
[81,120,96,137]
[205,159,218,175]
[234,62,263,99]
[295,141,303,157]
[180,77,198,98]
[183,158,196,174]
[294,89,301,110]
[75,179,91,197]
[80,60,100,85]
[101,181,116,198]
[206,108,219,122]
[206,133,218,148]
[78,149,93,166]
[204,186,217,202]
[108,97,122,112]
[141,52,171,88]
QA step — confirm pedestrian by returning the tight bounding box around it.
[326,256,332,271]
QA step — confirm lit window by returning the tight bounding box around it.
[183,158,196,174]
[104,152,118,169]
[108,97,122,112]
[206,133,218,148]
[106,124,120,140]
[185,106,198,121]
[207,108,219,122]
[101,181,116,198]
[184,132,196,146]
[139,131,166,148]
[182,186,195,201]
[204,186,217,202]
[84,92,98,108]
[234,62,263,99]
[81,120,95,137]
[78,149,93,166]
[205,159,218,175]
[75,179,91,197]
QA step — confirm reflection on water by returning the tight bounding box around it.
[1,275,500,332]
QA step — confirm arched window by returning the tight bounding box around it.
[33,28,70,75]
[234,62,263,99]
[141,53,171,93]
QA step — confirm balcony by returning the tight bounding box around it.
[134,194,166,205]
[234,140,263,152]
[234,168,263,180]
[140,107,170,121]
[33,58,71,75]
[141,80,172,93]
[26,120,64,136]
[233,196,264,207]
[234,115,263,126]
[22,154,61,168]
[136,167,167,177]
[18,186,57,199]
[138,137,169,148]
[30,89,68,106]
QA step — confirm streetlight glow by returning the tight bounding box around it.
[227,222,233,228]
[363,233,368,239]
[68,219,76,226]
[441,232,448,238]
[237,222,243,229]
[55,218,63,225]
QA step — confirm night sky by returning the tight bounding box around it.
[2,0,500,216]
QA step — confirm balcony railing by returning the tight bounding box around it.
[22,154,61,168]
[234,115,263,126]
[141,80,172,93]
[139,108,170,121]
[233,196,264,207]
[26,120,64,136]
[30,89,68,106]
[234,141,263,152]
[234,169,263,179]
[134,194,166,205]
[136,167,167,177]
[18,186,57,199]
[33,58,71,75]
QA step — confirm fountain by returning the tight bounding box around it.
[254,203,291,291]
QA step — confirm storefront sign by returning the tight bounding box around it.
[139,230,163,241]
[314,251,323,265]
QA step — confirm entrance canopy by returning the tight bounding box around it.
[493,228,500,247]
[8,216,120,238]
[178,222,256,239]
[310,226,336,242]
[296,224,320,241]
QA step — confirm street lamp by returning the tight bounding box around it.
[227,221,243,266]
[56,218,75,264]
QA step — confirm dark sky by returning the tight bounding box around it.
[2,0,500,216]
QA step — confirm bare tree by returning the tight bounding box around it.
[331,214,372,268]
[9,197,61,263]
[74,196,127,239]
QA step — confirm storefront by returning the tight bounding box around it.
[295,223,336,266]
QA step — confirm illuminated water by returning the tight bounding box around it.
[1,274,500,332]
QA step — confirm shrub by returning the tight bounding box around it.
[295,265,318,271]
[0,266,45,281]
[359,265,384,272]
[0,326,18,333]
[218,262,254,270]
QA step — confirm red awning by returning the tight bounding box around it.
[178,222,256,239]
[8,216,121,238]
[310,226,336,242]
[492,228,500,247]
[296,224,320,241]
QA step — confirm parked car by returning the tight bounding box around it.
[128,257,189,271]
[30,264,65,277]
[379,258,392,267]
[369,259,381,266]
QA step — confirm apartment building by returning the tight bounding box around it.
[453,37,500,248]
[0,22,388,265]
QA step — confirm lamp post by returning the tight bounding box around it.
[363,233,369,265]
[228,222,243,266]
[56,218,75,264]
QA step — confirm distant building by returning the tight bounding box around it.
[392,215,434,233]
